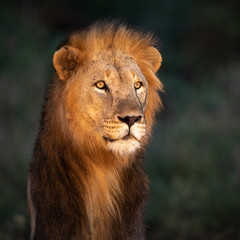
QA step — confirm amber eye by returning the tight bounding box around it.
[95,81,106,89]
[134,81,143,89]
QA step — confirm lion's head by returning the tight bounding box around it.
[52,22,163,157]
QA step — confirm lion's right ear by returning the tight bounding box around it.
[146,46,162,73]
[53,46,81,81]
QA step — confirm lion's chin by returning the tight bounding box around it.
[105,136,141,156]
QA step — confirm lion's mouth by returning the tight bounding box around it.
[103,135,137,142]
[104,134,142,156]
[103,136,117,142]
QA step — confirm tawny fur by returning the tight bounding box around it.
[28,21,163,240]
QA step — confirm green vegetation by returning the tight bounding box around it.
[0,0,240,239]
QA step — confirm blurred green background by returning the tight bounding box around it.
[1,0,240,239]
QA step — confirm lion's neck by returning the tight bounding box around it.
[35,127,147,239]
[59,136,129,239]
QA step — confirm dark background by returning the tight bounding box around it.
[1,0,240,239]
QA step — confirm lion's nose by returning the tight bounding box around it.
[118,115,142,128]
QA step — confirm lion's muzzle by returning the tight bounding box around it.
[102,115,146,155]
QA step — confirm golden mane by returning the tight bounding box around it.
[29,21,163,240]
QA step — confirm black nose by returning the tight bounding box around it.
[118,115,142,128]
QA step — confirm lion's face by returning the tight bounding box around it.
[71,50,148,156]
[53,35,162,157]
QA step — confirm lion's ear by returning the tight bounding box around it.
[146,46,162,73]
[53,46,81,81]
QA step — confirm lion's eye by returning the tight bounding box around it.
[95,81,106,89]
[134,81,143,90]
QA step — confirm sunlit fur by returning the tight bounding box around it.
[29,21,163,240]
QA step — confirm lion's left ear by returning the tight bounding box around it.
[146,46,162,73]
[53,46,81,81]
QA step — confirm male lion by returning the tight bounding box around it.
[28,21,163,240]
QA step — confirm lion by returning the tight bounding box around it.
[28,21,163,240]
